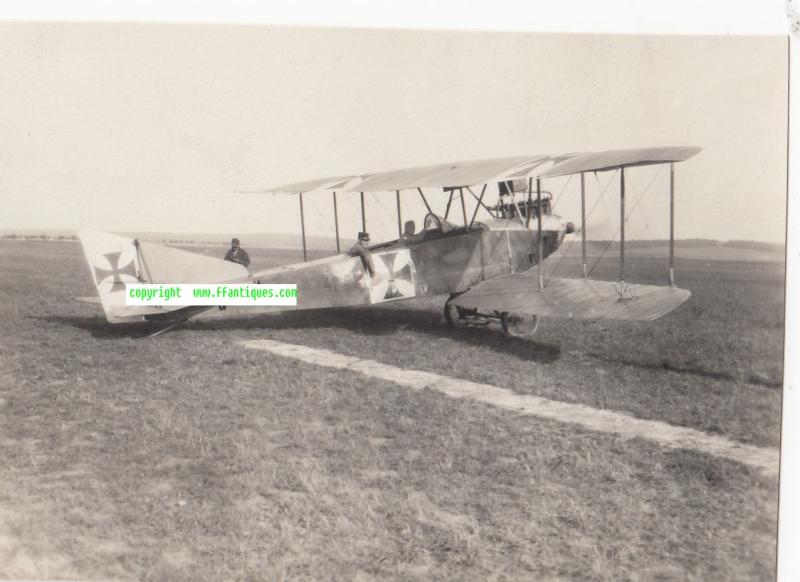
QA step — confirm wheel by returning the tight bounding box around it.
[500,312,539,337]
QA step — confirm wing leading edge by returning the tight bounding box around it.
[540,147,702,178]
[255,147,701,195]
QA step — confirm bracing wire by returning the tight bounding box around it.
[626,170,670,282]
[586,165,666,278]
[550,173,574,211]
[368,190,397,220]
[305,191,344,255]
[579,169,621,234]
[546,170,618,280]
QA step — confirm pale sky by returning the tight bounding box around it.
[0,24,788,243]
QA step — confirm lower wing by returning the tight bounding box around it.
[451,273,690,322]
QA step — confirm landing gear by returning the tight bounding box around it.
[444,295,539,337]
[443,301,460,326]
[500,312,540,337]
[444,295,484,328]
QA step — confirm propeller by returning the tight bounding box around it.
[571,214,613,239]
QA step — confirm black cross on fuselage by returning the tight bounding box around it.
[94,251,137,289]
[378,251,414,300]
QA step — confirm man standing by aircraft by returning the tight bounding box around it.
[224,238,251,268]
[348,231,375,277]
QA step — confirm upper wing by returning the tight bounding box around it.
[254,147,700,195]
[241,175,361,195]
[451,273,691,322]
[256,156,544,195]
[540,147,702,178]
[341,156,545,192]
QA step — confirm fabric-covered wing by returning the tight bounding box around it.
[255,146,701,195]
[343,156,539,192]
[257,175,362,194]
[451,273,690,322]
[256,156,546,194]
[541,147,701,178]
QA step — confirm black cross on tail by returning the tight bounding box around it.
[94,251,138,291]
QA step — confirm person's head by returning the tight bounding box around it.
[231,238,240,249]
[403,220,416,237]
[357,232,370,245]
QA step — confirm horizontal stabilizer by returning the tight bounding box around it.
[451,274,690,322]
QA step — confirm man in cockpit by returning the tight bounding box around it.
[401,220,416,241]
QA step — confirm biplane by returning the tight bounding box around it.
[78,146,700,336]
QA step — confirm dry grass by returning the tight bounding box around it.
[0,240,782,580]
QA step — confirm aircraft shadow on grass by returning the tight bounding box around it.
[38,305,562,365]
[42,309,778,387]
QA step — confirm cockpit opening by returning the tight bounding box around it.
[423,212,457,234]
[369,212,464,252]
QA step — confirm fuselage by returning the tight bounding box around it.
[242,215,569,312]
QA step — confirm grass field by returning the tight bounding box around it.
[0,240,784,580]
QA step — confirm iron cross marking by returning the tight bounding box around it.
[378,252,414,300]
[94,251,137,289]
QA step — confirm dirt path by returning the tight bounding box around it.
[241,339,779,477]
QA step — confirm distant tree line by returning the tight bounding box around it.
[723,240,784,252]
[1,234,78,240]
[587,239,782,251]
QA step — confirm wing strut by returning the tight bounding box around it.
[459,188,468,227]
[299,192,308,262]
[444,189,454,219]
[417,187,433,214]
[580,172,587,278]
[468,184,488,226]
[619,168,625,290]
[395,190,403,238]
[526,177,533,229]
[669,162,675,286]
[537,177,544,291]
[360,192,366,232]
[332,191,341,254]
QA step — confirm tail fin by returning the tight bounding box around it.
[78,230,249,323]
